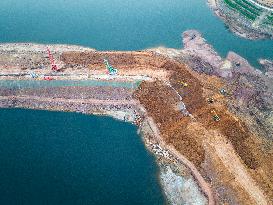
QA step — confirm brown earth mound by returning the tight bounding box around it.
[60,51,167,70]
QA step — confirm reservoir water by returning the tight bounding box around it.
[0,79,141,89]
[0,108,165,204]
[0,0,272,67]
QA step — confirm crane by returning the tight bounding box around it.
[47,47,58,71]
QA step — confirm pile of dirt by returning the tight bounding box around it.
[134,80,206,167]
[133,58,209,168]
[169,60,267,170]
[60,51,168,71]
[133,55,272,203]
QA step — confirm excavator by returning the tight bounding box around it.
[211,110,220,122]
[104,58,118,75]
[178,80,188,87]
[30,71,39,78]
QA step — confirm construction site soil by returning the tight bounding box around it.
[0,31,272,204]
[60,45,273,205]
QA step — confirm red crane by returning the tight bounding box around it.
[47,47,58,71]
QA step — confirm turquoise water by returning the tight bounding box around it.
[0,108,166,204]
[0,79,141,89]
[0,0,272,67]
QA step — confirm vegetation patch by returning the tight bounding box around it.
[223,0,273,28]
[224,0,257,20]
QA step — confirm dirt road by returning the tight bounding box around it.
[0,95,137,106]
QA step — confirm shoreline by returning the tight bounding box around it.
[0,100,210,205]
[0,93,211,204]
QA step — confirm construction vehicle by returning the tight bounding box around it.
[207,97,215,104]
[219,88,229,96]
[103,58,118,75]
[47,47,58,71]
[178,80,188,87]
[30,71,38,78]
[211,110,220,122]
[44,76,54,81]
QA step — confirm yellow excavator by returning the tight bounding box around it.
[178,80,188,87]
[211,110,220,122]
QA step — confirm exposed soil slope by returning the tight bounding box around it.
[60,49,272,204]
